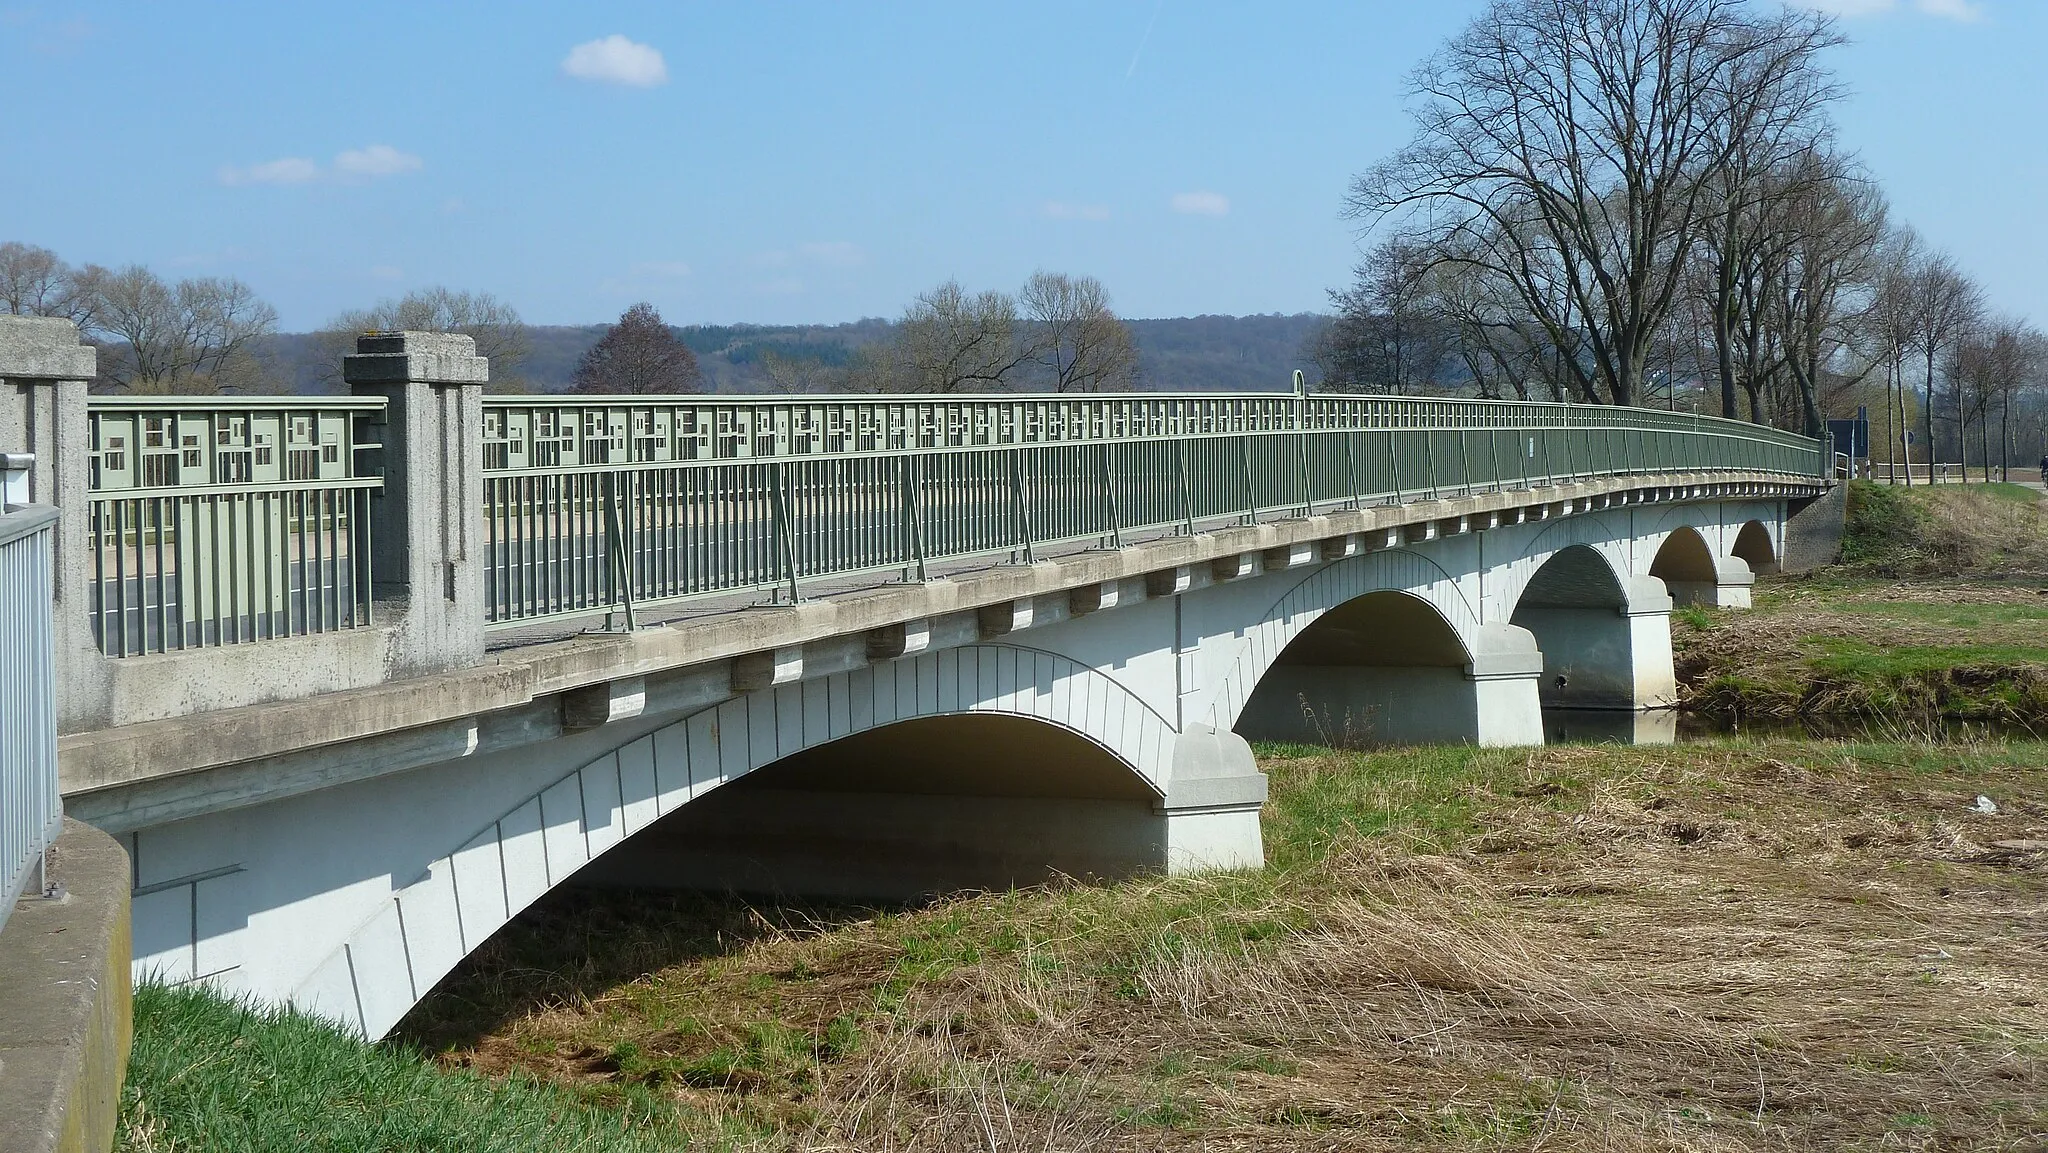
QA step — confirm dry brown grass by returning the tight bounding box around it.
[406,742,2048,1151]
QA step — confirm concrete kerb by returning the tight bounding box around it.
[0,820,132,1153]
[59,469,1824,818]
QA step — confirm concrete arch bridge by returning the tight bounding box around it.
[1,326,1837,1039]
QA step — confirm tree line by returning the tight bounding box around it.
[1320,0,2047,476]
[0,242,1139,400]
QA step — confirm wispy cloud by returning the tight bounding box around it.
[335,144,423,179]
[1799,0,1984,19]
[1170,190,1230,217]
[1126,0,1164,78]
[219,145,422,187]
[1042,200,1112,221]
[369,265,405,281]
[219,157,320,187]
[560,35,669,87]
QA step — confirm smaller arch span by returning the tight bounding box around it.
[1651,525,1754,608]
[1731,519,1780,575]
[1235,589,1544,748]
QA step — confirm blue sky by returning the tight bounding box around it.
[2,1,2040,330]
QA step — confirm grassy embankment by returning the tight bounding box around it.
[125,737,2048,1150]
[1675,480,2048,727]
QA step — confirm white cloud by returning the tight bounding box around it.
[561,35,668,87]
[634,260,692,278]
[219,145,422,188]
[335,144,423,179]
[1797,0,1984,18]
[1170,190,1230,217]
[1914,0,1984,20]
[369,265,404,281]
[218,157,319,186]
[1042,200,1112,221]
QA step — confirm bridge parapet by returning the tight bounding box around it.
[1,315,1830,737]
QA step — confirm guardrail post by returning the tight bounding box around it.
[0,317,101,731]
[343,331,487,674]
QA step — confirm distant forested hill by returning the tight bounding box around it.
[255,313,1330,395]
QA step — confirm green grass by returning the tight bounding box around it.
[120,983,730,1152]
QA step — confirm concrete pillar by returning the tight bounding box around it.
[1665,557,1755,609]
[343,332,487,673]
[0,318,102,731]
[1159,725,1266,872]
[1622,576,1679,710]
[1235,623,1545,749]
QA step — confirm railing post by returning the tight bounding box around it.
[770,461,800,603]
[1176,439,1196,534]
[1008,449,1036,562]
[343,331,487,674]
[0,317,100,732]
[1099,443,1124,548]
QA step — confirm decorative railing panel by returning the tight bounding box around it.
[483,393,1827,627]
[85,397,385,656]
[1,502,60,925]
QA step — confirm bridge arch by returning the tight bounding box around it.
[1507,543,1674,711]
[290,644,1178,1040]
[1731,519,1779,575]
[1216,549,1543,748]
[1651,524,1753,607]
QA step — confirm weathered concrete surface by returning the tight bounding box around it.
[0,820,132,1153]
[1782,483,1848,572]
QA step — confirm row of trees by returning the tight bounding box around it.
[1,241,1138,400]
[1321,0,2048,477]
[1,241,278,393]
[839,272,1138,394]
[0,241,536,396]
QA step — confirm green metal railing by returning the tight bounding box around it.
[482,393,1827,627]
[85,396,385,656]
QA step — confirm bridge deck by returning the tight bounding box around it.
[60,468,1817,831]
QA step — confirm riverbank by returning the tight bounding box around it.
[123,736,2048,1150]
[1674,481,2048,729]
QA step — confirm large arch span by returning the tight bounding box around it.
[290,644,1194,1040]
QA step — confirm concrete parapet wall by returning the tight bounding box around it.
[0,819,132,1153]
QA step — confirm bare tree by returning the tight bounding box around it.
[0,242,108,331]
[1911,255,1983,477]
[1349,0,1841,407]
[885,280,1031,394]
[1758,152,1885,436]
[318,287,530,392]
[1018,272,1138,392]
[1868,229,1924,481]
[92,267,278,394]
[757,348,842,395]
[571,302,702,395]
[1315,240,1462,394]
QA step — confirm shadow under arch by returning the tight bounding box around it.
[1234,589,1543,747]
[584,713,1171,903]
[1731,519,1780,575]
[1651,525,1751,607]
[1509,543,1655,710]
